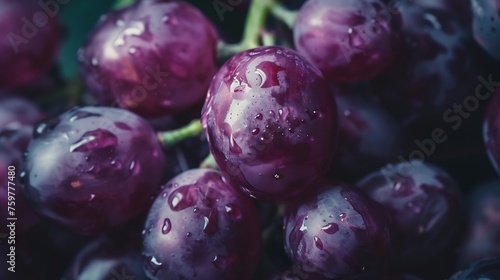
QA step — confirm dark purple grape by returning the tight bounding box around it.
[283,181,391,280]
[293,0,400,82]
[458,180,500,267]
[0,0,61,88]
[371,2,482,125]
[22,106,166,235]
[471,0,500,60]
[484,87,500,175]
[330,91,401,181]
[142,169,261,280]
[0,96,44,234]
[78,1,218,117]
[63,233,147,280]
[201,46,337,201]
[450,258,500,279]
[356,161,464,271]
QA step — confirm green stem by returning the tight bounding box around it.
[157,119,203,147]
[218,0,278,58]
[113,0,135,10]
[200,153,219,169]
[270,3,297,28]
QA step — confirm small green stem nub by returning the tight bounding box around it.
[157,119,203,147]
[270,3,297,29]
[218,0,278,58]
[200,153,219,169]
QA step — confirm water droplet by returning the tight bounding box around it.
[203,210,218,234]
[254,68,267,87]
[169,186,197,211]
[212,255,228,270]
[314,236,324,250]
[348,28,365,47]
[255,113,263,120]
[252,128,260,135]
[162,218,172,234]
[91,57,99,66]
[225,204,242,220]
[186,232,192,237]
[145,255,163,276]
[33,117,60,138]
[141,229,146,235]
[116,19,125,27]
[128,47,137,55]
[322,223,339,234]
[339,213,347,221]
[88,194,95,202]
[274,173,281,179]
[161,15,170,23]
[69,111,101,122]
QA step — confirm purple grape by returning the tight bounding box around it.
[142,168,261,280]
[458,180,500,267]
[450,258,500,279]
[293,0,400,82]
[0,0,61,88]
[330,91,402,181]
[22,106,166,235]
[484,87,500,175]
[0,96,44,234]
[371,2,482,126]
[78,1,218,117]
[63,233,147,280]
[471,0,500,60]
[356,161,464,271]
[283,181,391,279]
[201,46,337,201]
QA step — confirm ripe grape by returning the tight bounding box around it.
[330,90,401,181]
[22,106,166,235]
[484,86,500,175]
[458,180,500,267]
[293,0,400,82]
[449,258,500,279]
[283,181,391,279]
[471,0,500,60]
[202,46,337,201]
[63,233,147,280]
[0,0,61,88]
[371,2,481,125]
[78,1,218,117]
[142,169,261,280]
[356,161,464,272]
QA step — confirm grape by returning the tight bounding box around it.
[356,161,464,272]
[0,96,44,234]
[471,0,500,60]
[142,168,261,280]
[458,180,500,267]
[330,90,402,181]
[78,1,218,117]
[371,2,481,126]
[484,86,500,175]
[201,46,337,201]
[283,181,391,280]
[450,258,500,279]
[22,106,166,235]
[293,0,400,82]
[0,0,61,88]
[63,233,147,280]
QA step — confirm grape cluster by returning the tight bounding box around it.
[1,0,500,279]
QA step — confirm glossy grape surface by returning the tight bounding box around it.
[142,169,261,280]
[356,161,464,270]
[330,91,401,180]
[0,0,61,88]
[22,106,166,235]
[471,0,500,60]
[79,1,218,117]
[283,181,391,279]
[293,0,400,82]
[202,46,337,201]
